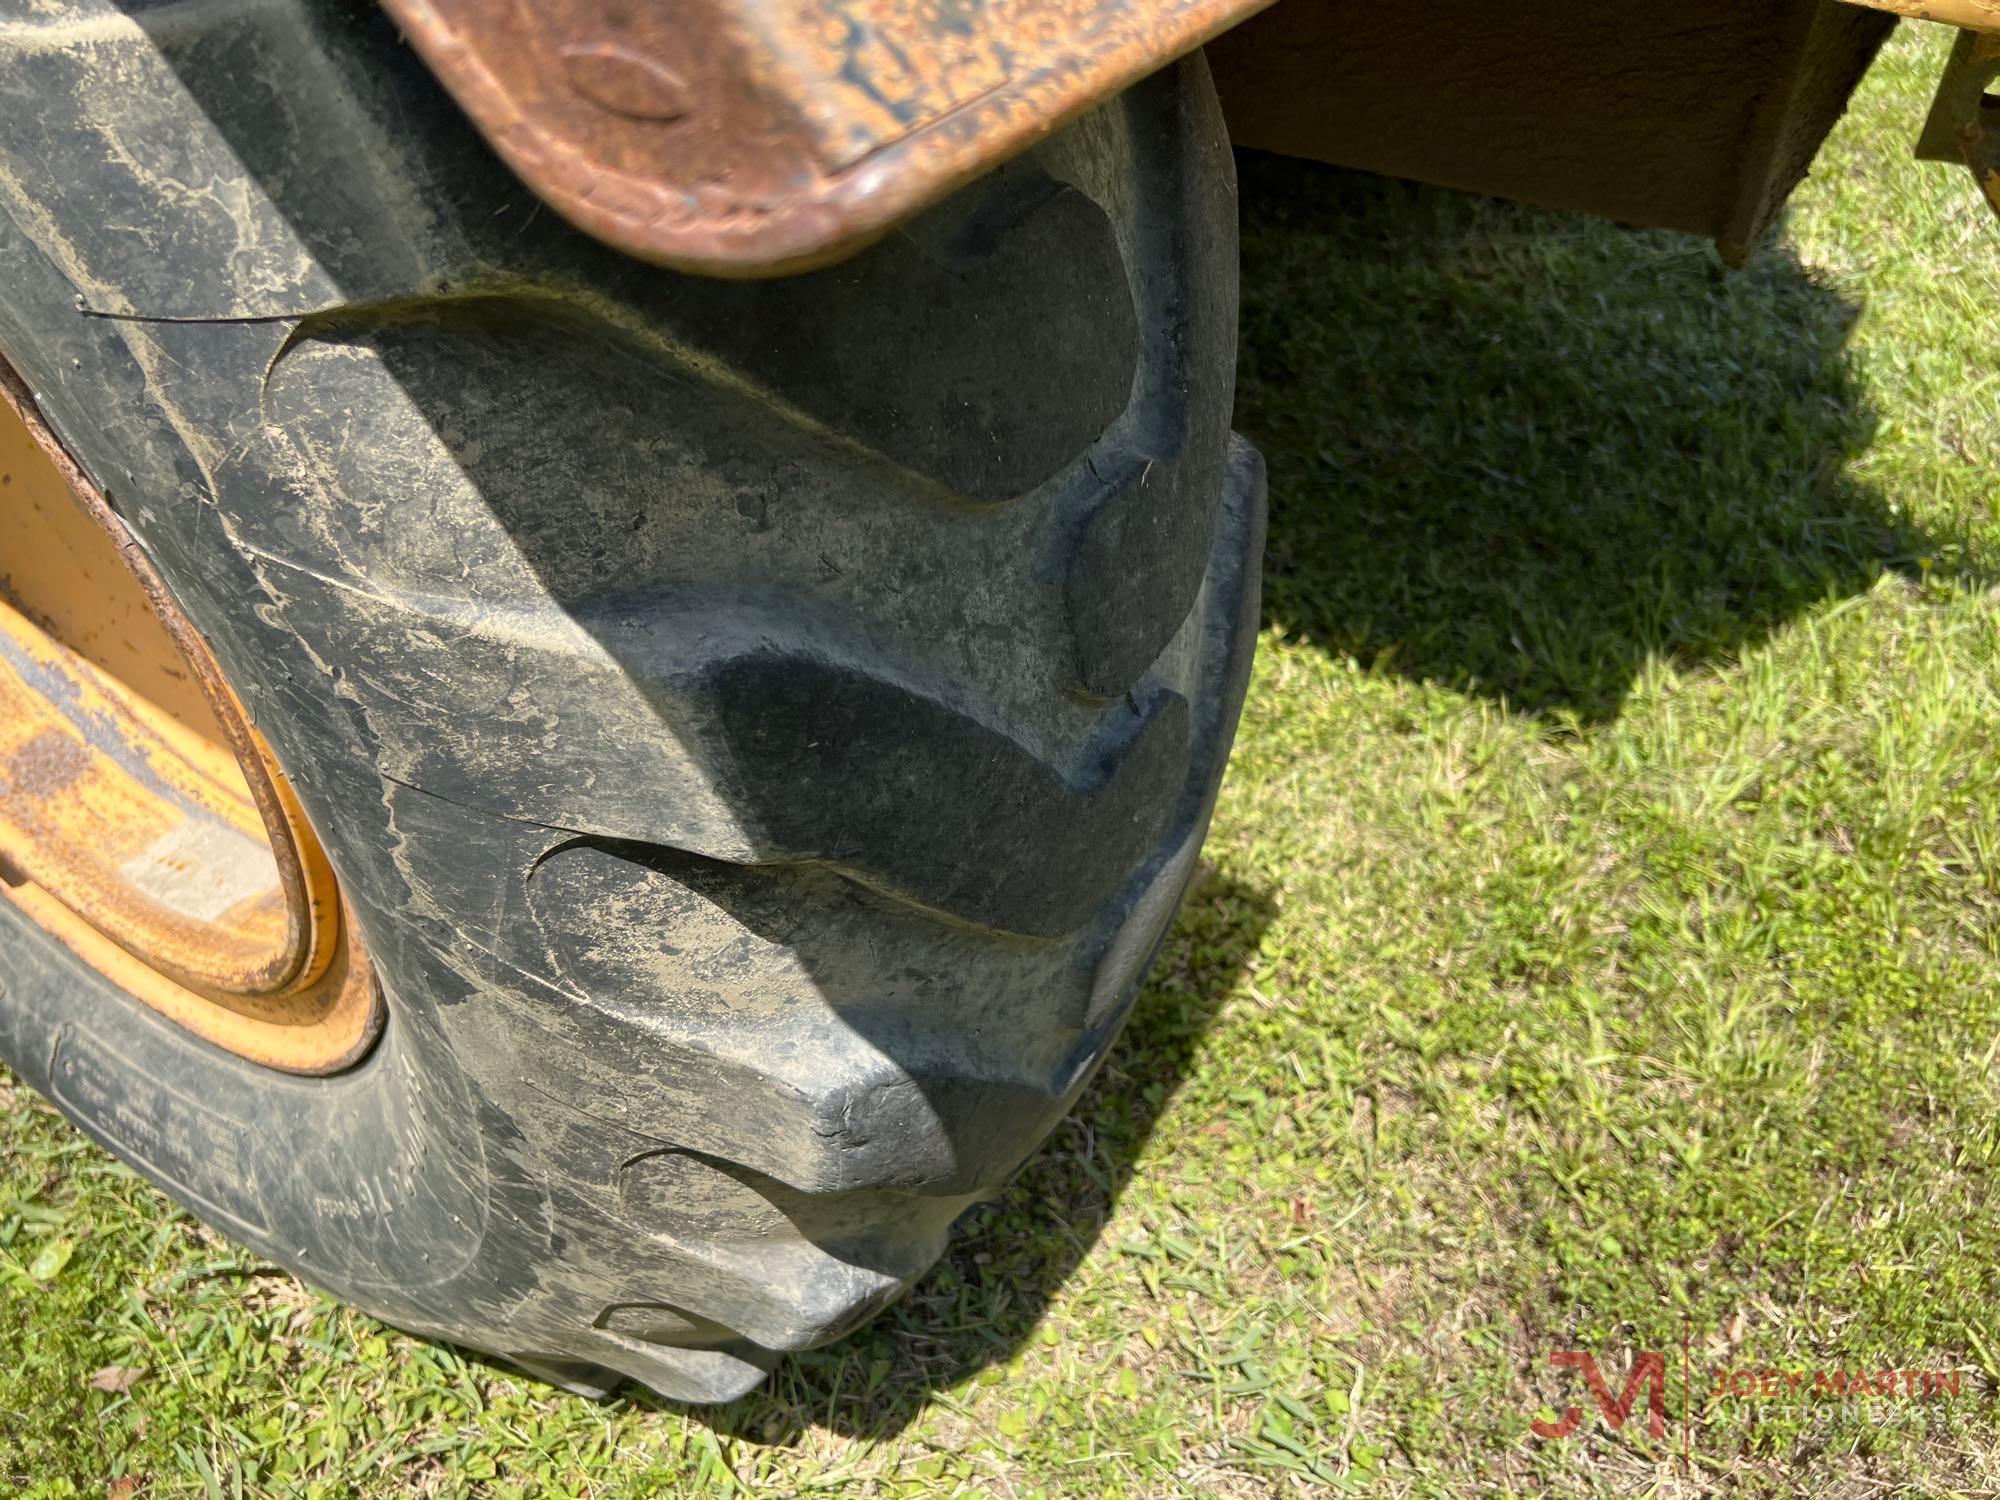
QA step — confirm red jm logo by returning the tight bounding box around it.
[1532,1351,1668,1439]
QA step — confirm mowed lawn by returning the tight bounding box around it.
[3,23,1999,1496]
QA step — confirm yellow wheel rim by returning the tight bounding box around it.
[0,361,380,1074]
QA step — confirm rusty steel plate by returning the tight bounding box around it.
[380,0,1272,274]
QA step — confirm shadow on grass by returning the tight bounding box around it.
[1233,150,1939,723]
[643,868,1275,1444]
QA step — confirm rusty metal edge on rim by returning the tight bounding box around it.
[379,0,1274,276]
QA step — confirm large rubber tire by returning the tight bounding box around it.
[0,2,1262,1401]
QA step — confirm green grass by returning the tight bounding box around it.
[4,22,2000,1495]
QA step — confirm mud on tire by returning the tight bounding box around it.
[0,0,1263,1400]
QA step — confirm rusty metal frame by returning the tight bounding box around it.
[1917,27,2000,216]
[380,0,1272,276]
